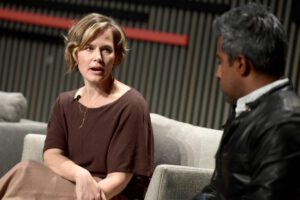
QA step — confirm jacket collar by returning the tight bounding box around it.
[235,78,290,117]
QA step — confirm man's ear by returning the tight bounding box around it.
[234,54,250,77]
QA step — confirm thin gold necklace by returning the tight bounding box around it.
[78,90,90,129]
[78,84,113,128]
[78,103,87,128]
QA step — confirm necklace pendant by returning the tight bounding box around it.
[79,117,85,128]
[78,104,87,129]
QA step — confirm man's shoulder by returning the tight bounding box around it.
[232,89,300,137]
[267,89,300,113]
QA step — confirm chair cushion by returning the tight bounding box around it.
[0,91,27,122]
[150,113,222,169]
[21,134,46,162]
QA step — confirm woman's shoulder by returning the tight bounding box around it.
[118,89,150,115]
[55,90,78,104]
[126,88,146,102]
[115,80,146,104]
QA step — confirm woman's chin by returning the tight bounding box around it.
[85,77,103,84]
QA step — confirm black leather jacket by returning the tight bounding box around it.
[194,81,300,200]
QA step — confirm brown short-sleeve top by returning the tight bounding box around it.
[44,88,154,199]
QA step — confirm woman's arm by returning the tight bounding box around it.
[44,148,85,181]
[44,149,132,199]
[44,148,105,200]
[98,172,133,199]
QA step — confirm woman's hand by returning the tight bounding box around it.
[75,169,107,200]
[44,149,107,199]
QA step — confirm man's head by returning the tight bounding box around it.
[213,3,288,104]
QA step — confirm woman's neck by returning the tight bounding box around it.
[84,77,115,97]
[79,79,130,108]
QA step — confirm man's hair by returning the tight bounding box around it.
[213,3,288,77]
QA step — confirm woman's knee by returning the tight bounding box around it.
[13,160,42,174]
[16,160,37,168]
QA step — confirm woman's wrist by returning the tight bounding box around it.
[74,167,90,182]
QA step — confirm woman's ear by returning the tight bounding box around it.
[72,48,78,63]
[234,54,251,77]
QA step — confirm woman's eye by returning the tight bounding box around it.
[84,45,94,51]
[102,48,112,53]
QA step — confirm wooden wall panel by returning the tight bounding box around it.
[0,0,299,129]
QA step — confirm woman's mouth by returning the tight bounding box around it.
[91,66,103,71]
[90,67,104,74]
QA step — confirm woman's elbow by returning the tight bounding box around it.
[43,148,64,166]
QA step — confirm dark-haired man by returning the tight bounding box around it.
[194,3,300,200]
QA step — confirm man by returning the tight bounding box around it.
[194,3,300,200]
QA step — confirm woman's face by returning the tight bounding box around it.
[76,28,116,85]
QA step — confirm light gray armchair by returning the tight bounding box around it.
[146,114,222,200]
[0,91,47,177]
[21,113,222,200]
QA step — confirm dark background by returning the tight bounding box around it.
[0,0,299,129]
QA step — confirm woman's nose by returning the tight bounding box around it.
[94,49,102,62]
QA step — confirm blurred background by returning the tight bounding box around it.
[0,0,299,129]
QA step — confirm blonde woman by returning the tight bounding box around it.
[0,13,154,200]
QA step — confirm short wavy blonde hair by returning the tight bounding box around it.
[64,13,128,72]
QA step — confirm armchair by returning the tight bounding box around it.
[0,91,47,177]
[21,113,222,199]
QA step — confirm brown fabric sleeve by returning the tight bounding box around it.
[43,95,68,153]
[106,93,154,177]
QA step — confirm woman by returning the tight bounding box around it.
[0,13,154,200]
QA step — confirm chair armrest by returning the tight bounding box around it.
[0,122,46,176]
[145,164,213,200]
[21,133,46,162]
